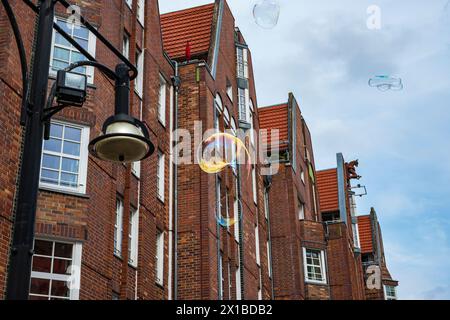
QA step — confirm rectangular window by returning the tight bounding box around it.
[234,197,240,242]
[132,161,141,178]
[218,253,224,300]
[384,285,397,300]
[50,18,96,83]
[135,49,144,96]
[227,260,232,300]
[30,239,82,300]
[255,224,260,266]
[137,0,145,26]
[235,265,241,300]
[226,84,233,101]
[303,248,327,284]
[122,33,130,59]
[156,231,164,285]
[158,74,167,126]
[264,189,269,220]
[298,200,305,220]
[114,199,124,257]
[39,121,89,194]
[252,167,257,204]
[125,0,132,9]
[238,88,246,122]
[353,223,361,249]
[257,267,262,300]
[225,189,230,231]
[157,151,165,201]
[267,241,272,278]
[236,47,248,79]
[128,208,138,267]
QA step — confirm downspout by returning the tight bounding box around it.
[214,112,222,300]
[264,180,275,300]
[237,153,245,299]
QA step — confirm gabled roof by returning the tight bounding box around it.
[316,168,339,212]
[160,3,215,59]
[357,215,374,254]
[258,104,289,150]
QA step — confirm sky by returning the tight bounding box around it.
[159,0,450,300]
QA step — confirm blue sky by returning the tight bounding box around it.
[159,0,450,299]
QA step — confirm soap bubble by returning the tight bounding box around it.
[368,75,403,91]
[198,132,251,174]
[253,0,280,29]
[216,215,239,228]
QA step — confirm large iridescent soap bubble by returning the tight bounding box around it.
[253,0,280,29]
[368,75,403,91]
[216,215,239,228]
[198,132,251,174]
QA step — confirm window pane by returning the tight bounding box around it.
[63,141,80,156]
[44,138,62,153]
[32,256,52,273]
[54,47,70,61]
[73,26,89,39]
[41,169,59,184]
[34,240,53,256]
[74,38,88,51]
[60,173,78,187]
[54,242,73,259]
[29,295,48,300]
[51,280,70,297]
[53,258,71,275]
[71,51,87,64]
[30,278,50,295]
[56,19,72,34]
[52,59,69,71]
[64,127,82,142]
[55,33,71,47]
[42,154,60,170]
[50,124,63,138]
[62,158,79,173]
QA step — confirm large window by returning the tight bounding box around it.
[236,47,248,79]
[158,74,167,126]
[50,18,96,83]
[137,0,145,26]
[156,230,164,285]
[114,199,124,257]
[303,248,327,284]
[238,88,246,122]
[128,208,139,267]
[384,285,397,300]
[157,151,165,201]
[30,239,82,300]
[39,121,89,194]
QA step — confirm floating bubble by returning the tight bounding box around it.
[253,0,280,29]
[198,132,251,175]
[368,75,403,91]
[216,215,239,228]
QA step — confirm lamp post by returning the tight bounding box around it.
[1,0,154,300]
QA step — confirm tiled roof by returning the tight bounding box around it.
[160,3,215,59]
[258,104,289,150]
[357,215,373,254]
[316,169,339,212]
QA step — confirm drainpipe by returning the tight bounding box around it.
[236,155,245,299]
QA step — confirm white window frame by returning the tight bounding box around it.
[226,84,233,102]
[156,231,164,286]
[122,33,130,59]
[125,0,132,9]
[157,151,165,202]
[50,17,97,84]
[298,200,305,220]
[235,265,241,300]
[131,161,141,178]
[225,189,230,232]
[255,224,260,266]
[238,88,246,122]
[137,0,145,26]
[267,241,272,278]
[353,223,361,249]
[234,197,240,242]
[301,169,305,184]
[39,120,90,195]
[303,248,327,285]
[30,239,82,300]
[257,267,262,300]
[384,285,397,300]
[236,47,248,79]
[114,198,124,257]
[158,74,167,126]
[264,189,269,220]
[135,49,144,97]
[218,253,224,300]
[128,207,139,267]
[252,166,257,204]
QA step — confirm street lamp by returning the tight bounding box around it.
[1,0,154,299]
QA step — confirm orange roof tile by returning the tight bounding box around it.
[316,169,339,212]
[161,3,215,59]
[358,215,373,254]
[259,104,289,150]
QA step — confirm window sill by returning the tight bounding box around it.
[39,186,90,199]
[305,279,327,286]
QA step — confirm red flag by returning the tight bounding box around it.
[185,41,191,61]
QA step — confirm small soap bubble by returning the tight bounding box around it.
[368,75,403,91]
[253,0,280,29]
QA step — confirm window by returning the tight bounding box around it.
[264,189,270,220]
[255,224,260,266]
[267,241,272,278]
[158,74,167,126]
[125,0,132,9]
[122,33,130,59]
[301,169,305,184]
[132,161,141,178]
[157,151,165,201]
[137,0,145,26]
[298,199,305,220]
[225,189,230,231]
[226,84,233,101]
[384,285,397,300]
[216,177,222,219]
[234,197,240,242]
[249,102,255,146]
[128,208,138,266]
[257,267,262,300]
[238,88,246,122]
[29,239,82,300]
[135,49,144,96]
[156,231,164,285]
[39,121,89,194]
[218,253,224,300]
[236,47,248,79]
[114,199,124,257]
[235,265,241,300]
[353,223,361,249]
[303,248,327,284]
[50,18,96,83]
[252,167,257,204]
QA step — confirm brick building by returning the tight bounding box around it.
[316,154,366,300]
[160,0,272,300]
[0,0,174,300]
[358,208,398,300]
[259,94,330,300]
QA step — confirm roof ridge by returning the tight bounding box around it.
[161,3,215,18]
